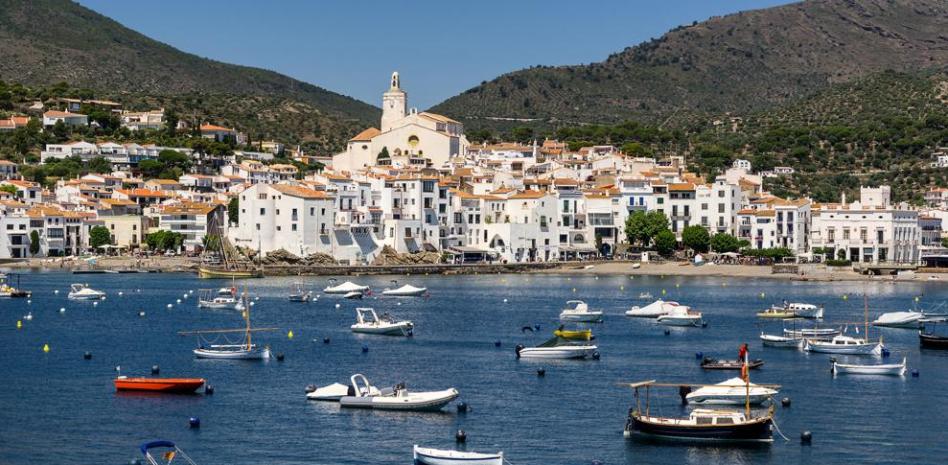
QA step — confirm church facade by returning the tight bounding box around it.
[332,72,468,172]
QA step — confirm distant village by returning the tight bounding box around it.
[1,72,947,268]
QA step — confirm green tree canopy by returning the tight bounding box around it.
[681,225,710,253]
[654,230,677,256]
[145,230,184,251]
[87,156,112,174]
[624,211,670,247]
[227,197,239,225]
[29,230,40,256]
[89,225,112,249]
[710,232,740,253]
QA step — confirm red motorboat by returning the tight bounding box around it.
[114,377,205,393]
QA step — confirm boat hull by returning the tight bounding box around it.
[920,333,948,349]
[832,361,906,376]
[340,389,459,411]
[197,267,262,279]
[701,359,764,370]
[625,415,773,443]
[351,323,413,336]
[114,377,205,393]
[657,316,702,327]
[197,300,242,310]
[553,329,592,341]
[760,334,802,348]
[559,313,603,323]
[413,446,502,465]
[804,341,882,355]
[517,346,597,359]
[193,347,270,360]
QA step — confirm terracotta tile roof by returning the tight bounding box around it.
[43,110,84,118]
[509,190,548,200]
[668,182,695,191]
[160,203,218,215]
[200,123,235,132]
[114,188,173,198]
[270,184,332,199]
[349,127,381,141]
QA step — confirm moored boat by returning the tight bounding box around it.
[756,305,796,319]
[657,305,703,327]
[351,307,413,336]
[516,337,598,359]
[337,374,458,411]
[803,335,884,355]
[181,292,275,360]
[197,287,243,310]
[382,280,428,297]
[114,377,205,393]
[412,445,503,465]
[197,267,262,279]
[67,283,106,300]
[783,327,839,340]
[559,300,603,322]
[787,303,824,319]
[324,279,370,295]
[0,273,30,298]
[553,325,593,341]
[685,377,779,405]
[872,311,924,329]
[759,332,802,348]
[626,299,680,318]
[701,357,764,370]
[288,283,312,302]
[919,326,948,349]
[140,441,200,465]
[831,357,906,376]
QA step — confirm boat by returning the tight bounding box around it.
[626,299,680,318]
[180,292,275,360]
[622,379,774,443]
[657,305,703,327]
[759,333,802,348]
[803,335,884,355]
[0,274,30,298]
[288,283,312,302]
[787,303,824,319]
[197,216,262,279]
[872,311,924,329]
[343,291,364,299]
[559,300,603,322]
[832,357,906,376]
[638,292,653,299]
[351,307,413,336]
[67,283,106,300]
[140,441,200,465]
[553,325,593,341]
[197,287,243,310]
[516,337,598,359]
[685,377,779,405]
[919,322,948,349]
[701,357,764,370]
[783,327,839,340]
[306,382,380,401]
[114,377,205,393]
[197,267,262,279]
[337,374,459,411]
[382,280,428,297]
[324,279,370,295]
[412,445,503,465]
[756,306,797,319]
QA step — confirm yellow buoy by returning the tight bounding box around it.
[914,296,920,302]
[842,295,848,301]
[620,285,624,291]
[572,288,576,292]
[675,283,680,288]
[760,292,765,298]
[43,343,50,353]
[288,330,294,340]
[661,289,667,295]
[17,320,23,329]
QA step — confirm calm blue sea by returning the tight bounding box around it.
[1,271,946,465]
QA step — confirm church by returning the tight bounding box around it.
[332,72,469,172]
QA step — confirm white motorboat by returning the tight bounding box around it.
[657,306,703,327]
[351,307,413,336]
[759,332,802,348]
[306,382,380,401]
[832,357,906,376]
[338,374,459,411]
[872,311,924,329]
[787,303,823,319]
[324,280,370,295]
[784,327,839,340]
[685,377,779,405]
[804,335,884,355]
[413,446,503,465]
[382,281,428,297]
[559,300,603,322]
[67,283,106,300]
[343,291,364,299]
[288,283,312,302]
[197,287,243,310]
[626,299,680,318]
[515,337,598,359]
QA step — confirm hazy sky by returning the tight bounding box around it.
[77,0,791,109]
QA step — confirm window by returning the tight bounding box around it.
[718,204,725,213]
[701,203,708,210]
[843,228,850,240]
[259,208,266,215]
[291,224,297,231]
[657,198,664,205]
[717,191,725,198]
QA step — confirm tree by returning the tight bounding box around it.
[681,225,710,253]
[202,234,221,252]
[228,197,239,225]
[146,230,184,251]
[138,159,163,178]
[29,230,40,256]
[87,157,112,174]
[0,184,17,196]
[624,211,670,247]
[377,146,390,161]
[89,226,111,249]
[654,230,677,256]
[942,237,948,249]
[710,232,740,253]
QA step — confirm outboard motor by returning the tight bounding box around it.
[678,385,692,405]
[515,344,525,359]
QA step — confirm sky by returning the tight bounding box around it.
[77,0,792,110]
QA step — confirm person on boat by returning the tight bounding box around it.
[738,343,748,362]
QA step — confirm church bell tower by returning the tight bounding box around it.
[381,71,407,132]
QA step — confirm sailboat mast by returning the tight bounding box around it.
[864,292,869,341]
[244,289,252,350]
[744,348,751,417]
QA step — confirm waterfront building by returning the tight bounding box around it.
[230,183,336,258]
[157,202,227,252]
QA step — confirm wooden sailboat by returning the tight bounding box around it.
[803,293,884,355]
[623,349,775,443]
[197,215,262,279]
[179,291,275,359]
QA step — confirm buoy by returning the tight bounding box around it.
[592,351,601,360]
[760,292,765,298]
[204,385,214,395]
[361,345,369,353]
[620,285,624,291]
[27,299,31,304]
[276,353,285,362]
[16,320,22,330]
[675,283,680,288]
[138,311,146,317]
[83,351,92,360]
[249,302,255,307]
[494,341,502,347]
[288,330,294,339]
[503,298,508,303]
[397,302,402,306]
[457,402,469,413]
[537,368,546,377]
[661,289,666,295]
[911,369,919,378]
[664,329,670,336]
[572,288,576,292]
[335,304,341,309]
[42,343,50,353]
[323,337,331,344]
[93,302,98,307]
[23,312,33,321]
[166,304,173,309]
[800,431,812,445]
[151,365,160,375]
[130,458,143,465]
[881,347,890,358]
[842,295,848,300]
[115,365,121,372]
[455,429,467,443]
[701,322,709,328]
[781,397,791,407]
[119,291,124,296]
[176,299,181,304]
[189,417,200,429]
[695,352,703,359]
[59,307,66,313]
[54,290,59,294]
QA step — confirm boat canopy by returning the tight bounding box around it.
[140,441,175,455]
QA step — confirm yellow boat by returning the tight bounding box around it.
[756,306,796,319]
[197,267,263,279]
[553,328,593,341]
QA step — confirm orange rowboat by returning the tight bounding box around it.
[114,377,206,393]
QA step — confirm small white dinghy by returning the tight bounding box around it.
[68,283,106,300]
[559,300,603,322]
[685,377,779,405]
[872,311,924,329]
[338,374,459,411]
[626,299,680,318]
[351,307,413,336]
[759,332,802,348]
[413,445,503,465]
[382,280,428,297]
[832,357,906,376]
[324,280,370,295]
